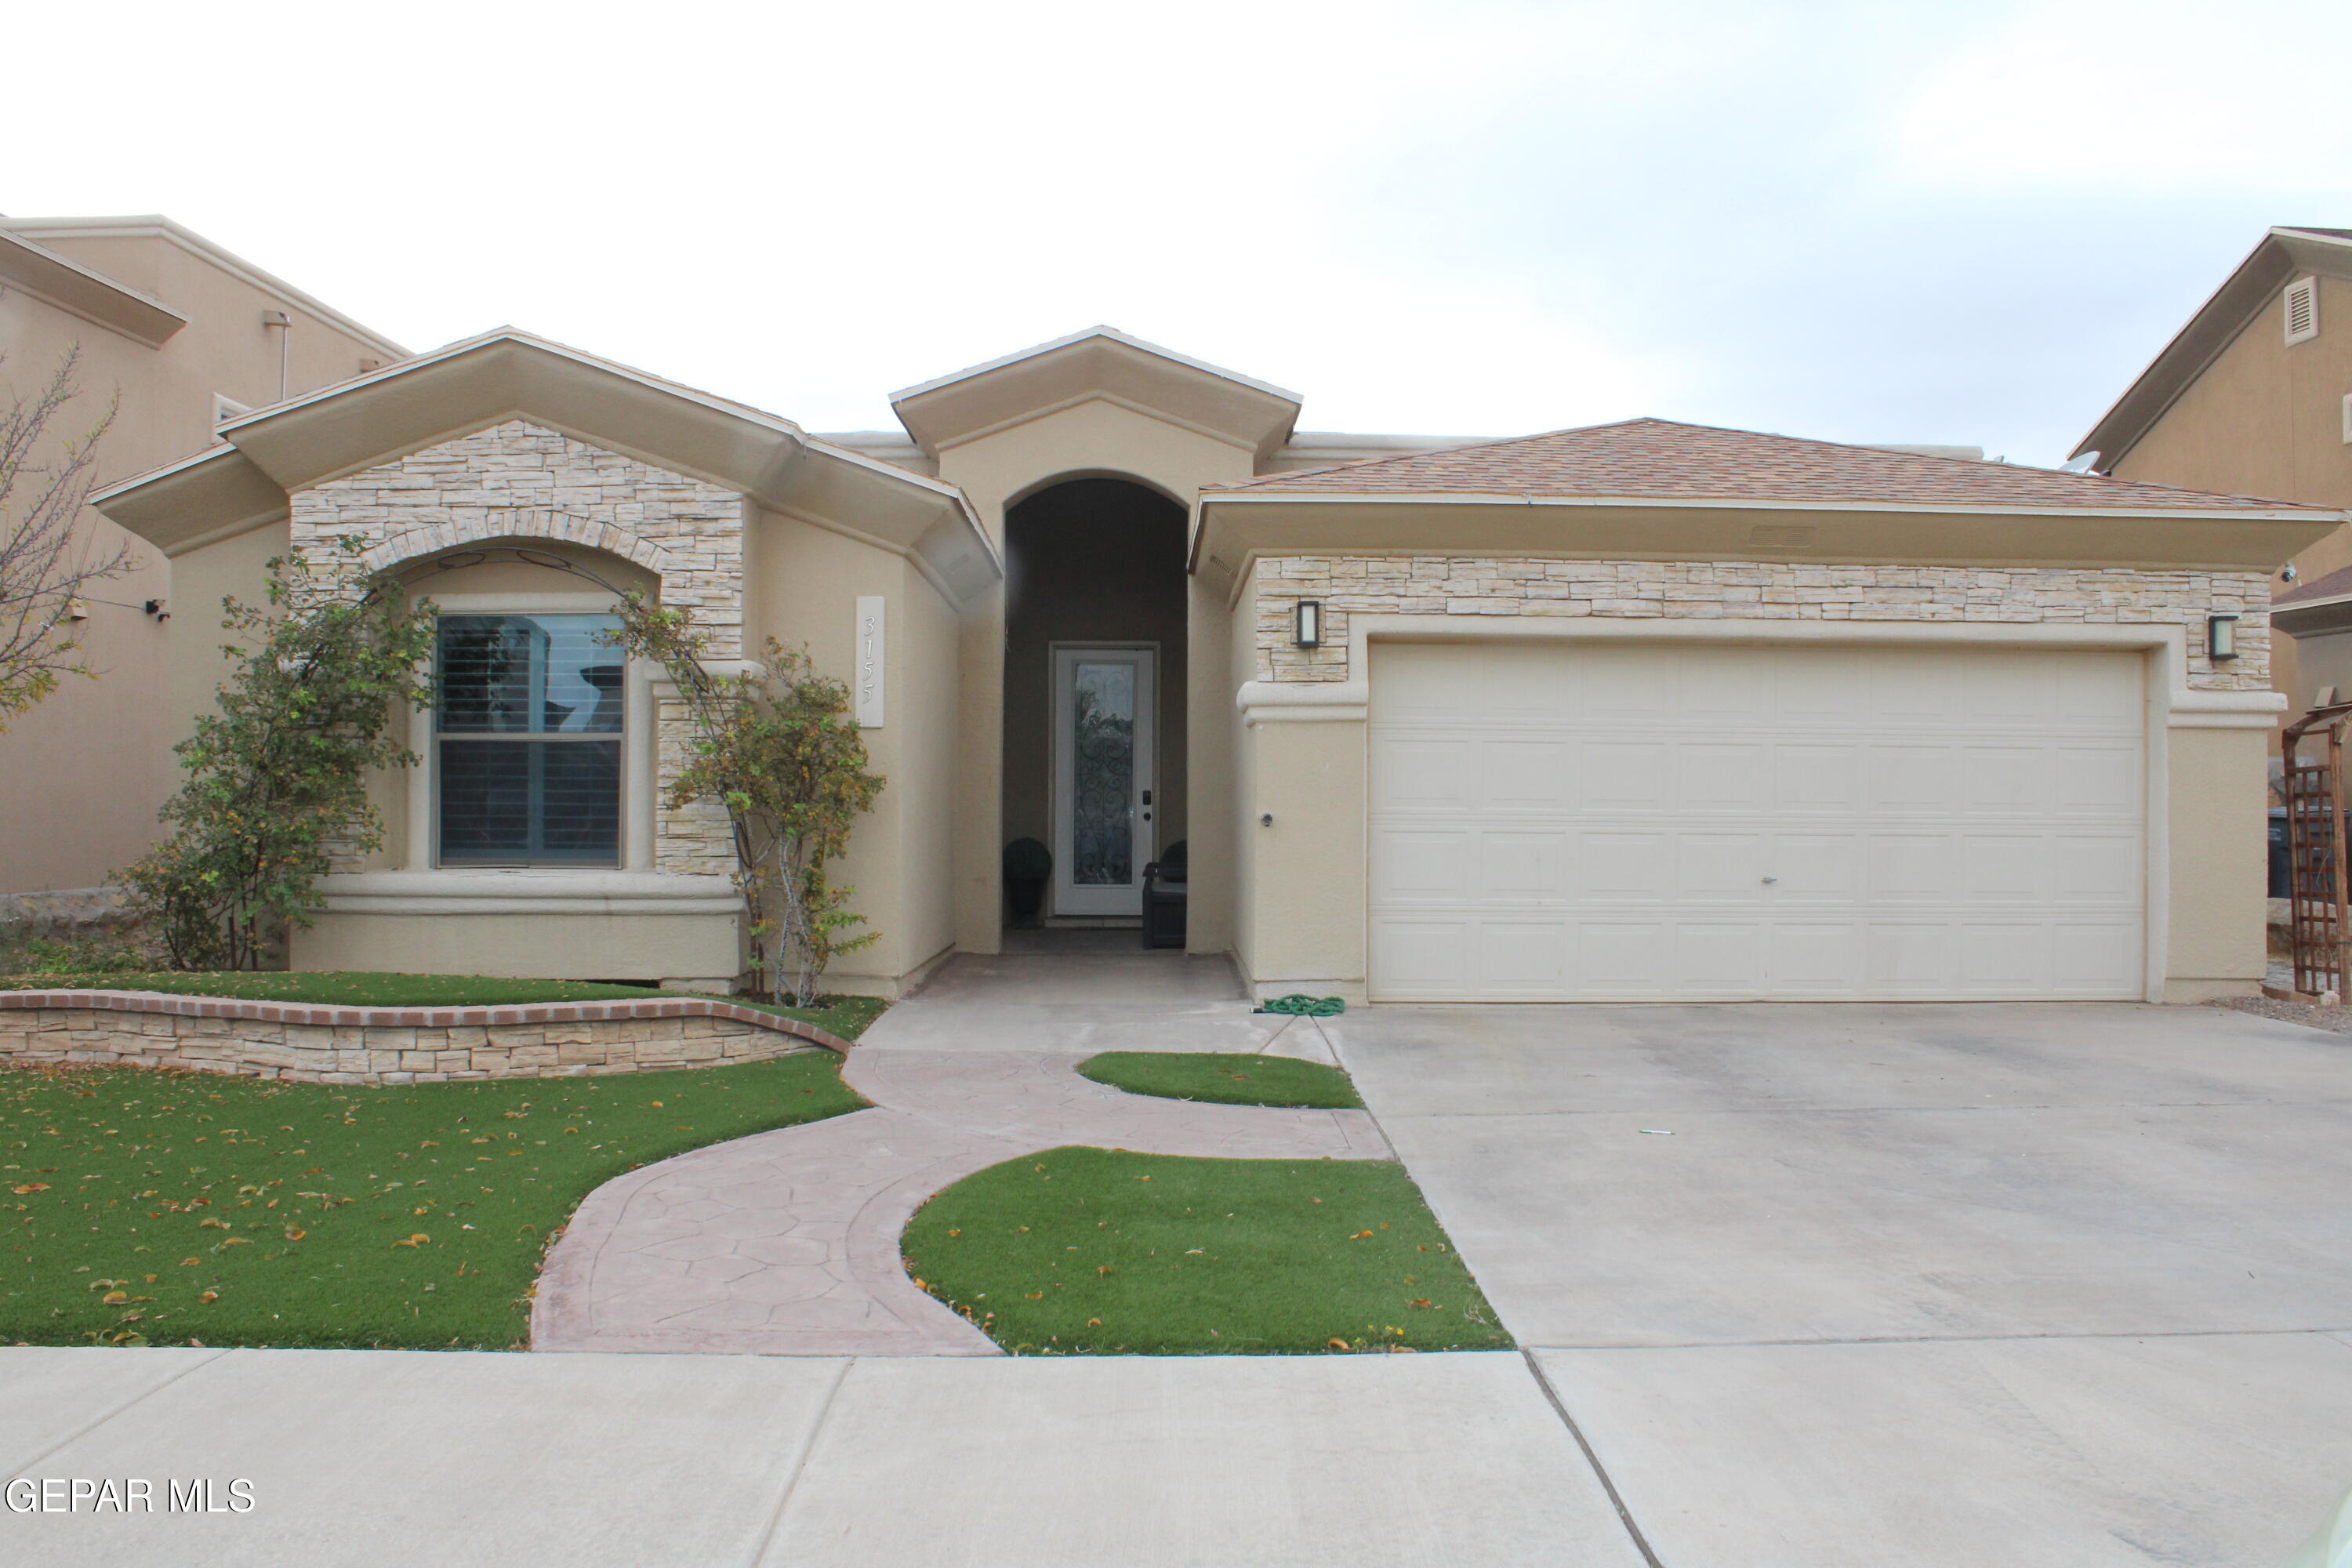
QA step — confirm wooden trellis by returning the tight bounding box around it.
[2281,695,2352,999]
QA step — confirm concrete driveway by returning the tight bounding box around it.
[1331,1001,2352,1567]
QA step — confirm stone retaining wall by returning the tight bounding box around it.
[0,991,850,1085]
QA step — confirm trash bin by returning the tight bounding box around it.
[1142,840,1188,950]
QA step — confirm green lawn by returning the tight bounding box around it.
[901,1145,1512,1356]
[1077,1051,1363,1109]
[0,971,888,1043]
[1,1053,866,1350]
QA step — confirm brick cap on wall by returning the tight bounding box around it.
[0,989,854,1055]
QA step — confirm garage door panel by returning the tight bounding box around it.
[1869,745,1964,812]
[1679,744,1772,810]
[1770,833,1862,898]
[1477,833,1566,899]
[1677,834,1769,898]
[1769,923,1865,989]
[1480,741,1571,810]
[1370,643,2146,1002]
[1776,745,1863,812]
[2054,746,2142,816]
[1370,830,1469,899]
[1582,742,1673,809]
[1581,832,1672,898]
[1676,923,1765,990]
[1370,738,1468,810]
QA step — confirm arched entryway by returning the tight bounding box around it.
[1001,477,1189,926]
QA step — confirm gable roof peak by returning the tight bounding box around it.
[889,325,1302,458]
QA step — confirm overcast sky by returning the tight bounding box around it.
[10,0,2349,465]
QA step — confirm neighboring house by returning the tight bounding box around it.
[2074,226,2352,724]
[85,321,2334,1005]
[0,216,405,902]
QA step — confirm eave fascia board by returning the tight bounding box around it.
[0,227,187,347]
[90,443,288,554]
[1196,488,2340,524]
[4,216,408,361]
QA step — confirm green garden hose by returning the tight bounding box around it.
[1255,993,1345,1017]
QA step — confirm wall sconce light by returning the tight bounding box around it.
[2209,612,2240,661]
[1294,600,1323,648]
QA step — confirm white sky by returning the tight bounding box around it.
[9,0,2350,465]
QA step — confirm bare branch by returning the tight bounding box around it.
[0,336,130,730]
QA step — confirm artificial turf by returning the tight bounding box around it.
[1077,1051,1363,1109]
[0,971,888,1042]
[0,1052,866,1350]
[900,1145,1512,1356]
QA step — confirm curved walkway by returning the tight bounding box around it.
[532,977,1389,1356]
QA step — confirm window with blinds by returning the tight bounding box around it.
[436,614,623,866]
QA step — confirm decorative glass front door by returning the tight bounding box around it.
[1051,646,1156,917]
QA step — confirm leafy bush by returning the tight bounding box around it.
[119,545,435,970]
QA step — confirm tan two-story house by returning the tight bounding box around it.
[82,315,2336,1006]
[0,216,405,909]
[2074,226,2352,724]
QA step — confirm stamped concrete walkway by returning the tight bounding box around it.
[532,948,1382,1356]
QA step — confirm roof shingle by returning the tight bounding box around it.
[1210,418,2311,512]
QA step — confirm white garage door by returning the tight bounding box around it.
[1368,641,2147,1002]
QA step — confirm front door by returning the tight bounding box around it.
[1051,646,1156,917]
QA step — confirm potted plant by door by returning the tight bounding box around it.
[1003,838,1052,927]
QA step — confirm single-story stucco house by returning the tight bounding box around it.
[88,325,2341,1004]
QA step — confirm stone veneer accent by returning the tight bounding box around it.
[0,991,851,1086]
[1254,557,2272,688]
[289,418,743,877]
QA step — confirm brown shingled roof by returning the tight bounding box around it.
[1211,418,2312,512]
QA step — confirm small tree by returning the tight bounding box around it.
[121,543,437,969]
[604,599,884,1006]
[0,340,128,728]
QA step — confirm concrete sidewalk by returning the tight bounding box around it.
[1,1345,1639,1567]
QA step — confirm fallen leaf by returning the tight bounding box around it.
[1349,1230,1374,1240]
[100,1290,128,1305]
[1409,1299,1433,1308]
[198,1291,218,1305]
[390,1232,429,1248]
[285,1229,307,1241]
[179,1258,199,1268]
[1025,1292,1044,1300]
[1327,1338,1351,1350]
[10,1184,46,1194]
[1087,1319,1102,1327]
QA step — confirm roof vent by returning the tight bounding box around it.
[2285,276,2320,346]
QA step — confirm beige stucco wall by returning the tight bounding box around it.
[0,232,393,895]
[2163,724,2269,1001]
[2112,270,2352,733]
[750,508,963,996]
[931,399,1255,946]
[1227,551,2278,1003]
[294,910,739,983]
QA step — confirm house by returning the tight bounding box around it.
[0,216,406,907]
[83,319,2336,1005]
[2073,227,2352,723]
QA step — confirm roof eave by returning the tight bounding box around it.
[2073,227,2352,466]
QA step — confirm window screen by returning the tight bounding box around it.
[436,615,622,866]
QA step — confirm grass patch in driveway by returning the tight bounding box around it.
[902,1145,1510,1356]
[0,971,888,1043]
[0,1052,866,1350]
[1076,1051,1363,1109]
